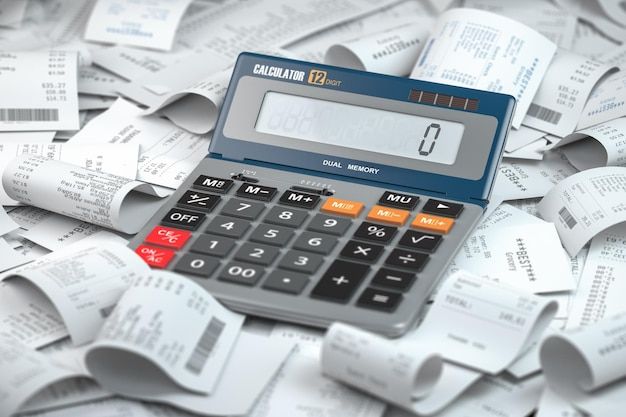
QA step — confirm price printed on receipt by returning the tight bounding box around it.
[131,53,515,337]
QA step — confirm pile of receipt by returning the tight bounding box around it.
[0,1,626,416]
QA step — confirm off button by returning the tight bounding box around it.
[161,208,205,230]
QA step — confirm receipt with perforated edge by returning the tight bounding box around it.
[537,166,626,256]
[555,116,626,170]
[0,50,79,131]
[2,155,164,233]
[541,312,626,416]
[411,8,556,128]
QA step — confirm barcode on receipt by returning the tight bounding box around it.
[185,317,226,375]
[558,206,578,229]
[527,103,562,125]
[0,108,59,122]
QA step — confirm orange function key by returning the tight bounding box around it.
[321,197,364,218]
[411,213,455,234]
[367,205,410,226]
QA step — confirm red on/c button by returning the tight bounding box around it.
[145,226,191,249]
[135,244,176,268]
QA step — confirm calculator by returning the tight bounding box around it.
[130,53,515,337]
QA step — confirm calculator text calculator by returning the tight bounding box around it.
[130,53,515,336]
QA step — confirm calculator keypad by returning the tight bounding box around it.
[134,168,473,336]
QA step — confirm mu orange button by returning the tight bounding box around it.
[321,197,364,217]
[411,213,454,234]
[367,205,410,226]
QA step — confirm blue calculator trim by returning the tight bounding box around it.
[210,52,515,205]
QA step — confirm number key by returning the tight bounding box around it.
[278,250,323,274]
[190,234,236,257]
[293,231,337,255]
[264,206,307,228]
[307,214,352,236]
[234,243,279,266]
[174,254,220,277]
[205,215,250,238]
[219,262,264,286]
[220,198,265,220]
[249,224,294,246]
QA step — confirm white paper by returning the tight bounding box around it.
[0,280,68,349]
[448,222,574,293]
[571,21,619,60]
[503,138,549,161]
[0,0,28,28]
[556,116,626,170]
[536,388,584,417]
[565,224,626,329]
[251,352,386,417]
[2,155,165,233]
[68,98,210,189]
[415,271,557,374]
[410,8,556,128]
[504,126,547,153]
[435,374,544,417]
[537,166,626,256]
[540,312,626,416]
[0,333,80,417]
[18,214,107,251]
[325,23,430,76]
[322,322,443,410]
[557,0,626,43]
[578,71,626,129]
[493,150,578,201]
[97,0,400,107]
[289,1,435,63]
[522,50,616,137]
[0,237,32,272]
[1,241,149,345]
[86,270,244,395]
[0,50,79,131]
[85,0,193,51]
[320,322,480,416]
[78,65,128,97]
[0,131,56,144]
[142,68,231,135]
[464,0,577,49]
[0,142,139,205]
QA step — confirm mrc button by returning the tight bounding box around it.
[193,175,233,193]
[161,208,205,230]
[378,191,419,210]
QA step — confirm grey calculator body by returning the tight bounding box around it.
[130,53,515,337]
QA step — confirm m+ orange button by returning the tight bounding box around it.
[411,213,454,234]
[367,205,410,226]
[321,197,364,218]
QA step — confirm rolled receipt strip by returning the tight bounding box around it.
[2,155,165,234]
[540,312,626,417]
[322,323,443,408]
[325,23,430,76]
[322,271,558,415]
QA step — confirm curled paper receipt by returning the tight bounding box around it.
[321,271,558,415]
[2,155,165,234]
[541,312,626,417]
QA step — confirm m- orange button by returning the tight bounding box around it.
[321,197,364,218]
[367,205,410,226]
[411,213,454,234]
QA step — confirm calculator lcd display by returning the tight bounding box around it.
[255,91,466,165]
